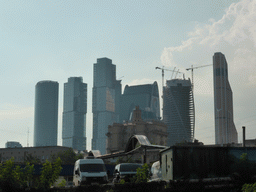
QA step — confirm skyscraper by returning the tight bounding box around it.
[120,82,160,122]
[213,52,238,145]
[62,77,87,151]
[163,78,195,146]
[92,58,121,154]
[34,81,59,147]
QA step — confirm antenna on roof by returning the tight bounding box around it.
[27,127,29,147]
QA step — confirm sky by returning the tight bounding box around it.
[1,0,255,150]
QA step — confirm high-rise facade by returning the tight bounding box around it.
[62,77,87,151]
[92,58,121,154]
[34,81,59,147]
[163,79,195,146]
[213,52,238,145]
[120,82,160,122]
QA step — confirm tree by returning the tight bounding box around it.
[37,157,62,190]
[0,158,34,191]
[50,148,83,164]
[133,163,150,183]
[25,153,41,164]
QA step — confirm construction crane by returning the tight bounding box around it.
[155,66,184,89]
[186,64,212,141]
[186,64,212,91]
[155,66,184,119]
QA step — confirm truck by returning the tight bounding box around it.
[160,146,256,182]
[73,157,108,186]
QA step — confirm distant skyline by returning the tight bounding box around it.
[1,0,256,150]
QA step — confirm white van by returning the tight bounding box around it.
[73,157,108,186]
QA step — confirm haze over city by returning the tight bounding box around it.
[1,0,256,150]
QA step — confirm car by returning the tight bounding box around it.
[73,157,108,186]
[112,163,142,183]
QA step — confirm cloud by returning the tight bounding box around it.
[161,0,256,143]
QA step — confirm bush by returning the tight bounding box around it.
[134,163,150,183]
[242,183,256,192]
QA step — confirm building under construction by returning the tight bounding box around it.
[163,78,195,146]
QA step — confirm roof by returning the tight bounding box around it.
[123,81,159,97]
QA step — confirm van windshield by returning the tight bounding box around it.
[120,164,142,172]
[80,164,106,172]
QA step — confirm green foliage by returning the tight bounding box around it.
[242,183,256,192]
[119,179,125,184]
[0,158,34,191]
[25,153,41,164]
[37,157,62,190]
[58,179,67,187]
[116,157,125,164]
[50,148,83,164]
[133,163,150,183]
[240,153,248,162]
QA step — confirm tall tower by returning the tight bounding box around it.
[120,82,160,122]
[34,81,59,147]
[213,52,238,145]
[163,79,194,146]
[92,58,121,154]
[62,77,87,151]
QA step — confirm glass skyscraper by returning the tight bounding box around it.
[163,79,195,146]
[120,82,160,122]
[34,81,59,147]
[213,52,238,144]
[92,58,121,154]
[62,77,87,151]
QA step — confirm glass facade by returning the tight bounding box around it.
[62,77,87,151]
[34,81,59,147]
[213,52,238,144]
[163,79,194,146]
[92,58,121,154]
[120,82,160,122]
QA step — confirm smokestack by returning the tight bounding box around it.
[242,126,246,147]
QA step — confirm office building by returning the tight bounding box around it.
[213,52,238,144]
[34,81,59,147]
[120,82,160,122]
[5,141,22,148]
[62,77,87,151]
[163,78,195,146]
[92,58,121,154]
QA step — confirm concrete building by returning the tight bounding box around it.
[62,77,87,151]
[106,106,167,154]
[34,81,59,147]
[5,141,22,148]
[0,146,70,163]
[213,52,238,145]
[120,82,160,122]
[92,58,121,154]
[163,78,195,146]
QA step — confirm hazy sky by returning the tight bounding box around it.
[1,0,255,150]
